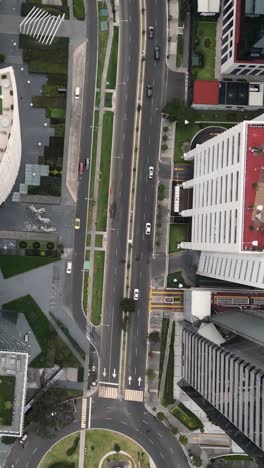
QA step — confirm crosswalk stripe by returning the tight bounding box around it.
[81,398,87,429]
[98,385,118,399]
[124,389,144,402]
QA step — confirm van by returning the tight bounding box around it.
[20,433,28,445]
[75,86,80,99]
[24,334,29,343]
[85,158,90,171]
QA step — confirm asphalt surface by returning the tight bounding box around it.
[125,0,168,390]
[99,0,140,384]
[6,398,189,468]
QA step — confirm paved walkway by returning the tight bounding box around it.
[86,0,114,322]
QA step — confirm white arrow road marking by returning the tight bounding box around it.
[138,376,142,386]
[103,368,107,377]
[112,369,117,378]
[128,376,132,385]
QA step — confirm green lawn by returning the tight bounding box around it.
[193,19,216,80]
[39,430,149,468]
[104,92,112,108]
[176,34,184,68]
[91,252,105,325]
[159,318,170,387]
[49,108,66,119]
[50,315,85,360]
[106,26,119,88]
[95,234,103,248]
[169,224,189,254]
[174,123,201,162]
[171,402,204,431]
[217,455,252,461]
[162,322,175,407]
[84,430,150,468]
[0,376,15,426]
[96,91,100,107]
[3,296,81,368]
[0,255,58,279]
[167,270,188,288]
[97,2,109,89]
[96,111,113,231]
[83,271,89,314]
[89,110,99,200]
[39,432,79,468]
[73,0,85,20]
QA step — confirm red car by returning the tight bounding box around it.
[79,161,84,175]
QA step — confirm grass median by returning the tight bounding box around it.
[0,255,58,279]
[176,34,183,68]
[97,1,109,89]
[91,251,105,325]
[159,317,170,388]
[106,26,119,88]
[162,321,175,407]
[96,111,114,231]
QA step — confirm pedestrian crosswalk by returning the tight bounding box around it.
[124,389,144,402]
[98,385,118,399]
[81,398,87,429]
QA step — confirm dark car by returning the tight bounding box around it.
[154,46,161,60]
[148,26,154,39]
[146,84,153,98]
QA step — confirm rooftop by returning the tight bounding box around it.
[193,80,219,105]
[242,123,264,252]
[235,0,264,63]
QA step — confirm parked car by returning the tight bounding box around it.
[85,158,90,171]
[154,46,161,60]
[148,166,154,179]
[75,218,80,230]
[133,288,139,301]
[19,433,28,445]
[146,84,153,98]
[79,161,84,175]
[145,223,151,235]
[148,26,154,39]
[66,260,72,274]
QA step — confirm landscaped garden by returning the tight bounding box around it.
[97,2,109,89]
[3,296,81,368]
[0,376,15,426]
[159,318,170,387]
[73,0,85,20]
[192,19,216,80]
[39,433,79,468]
[169,223,189,254]
[171,402,204,431]
[162,322,175,407]
[167,270,188,288]
[176,34,184,68]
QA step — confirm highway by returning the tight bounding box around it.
[99,0,140,384]
[125,0,168,390]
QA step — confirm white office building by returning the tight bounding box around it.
[180,115,264,288]
[0,67,21,205]
[221,0,264,76]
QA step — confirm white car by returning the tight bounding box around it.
[66,260,72,274]
[133,288,139,301]
[148,166,154,179]
[145,223,151,235]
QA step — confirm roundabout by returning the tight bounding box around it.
[38,429,151,468]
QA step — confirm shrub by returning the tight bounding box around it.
[113,443,121,452]
[33,242,40,249]
[19,241,27,249]
[162,134,168,141]
[137,103,142,112]
[171,427,179,435]
[146,368,155,380]
[148,331,160,343]
[161,143,168,151]
[47,242,55,250]
[179,434,188,445]
[157,411,166,421]
[163,126,169,132]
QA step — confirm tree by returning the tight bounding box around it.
[146,368,155,380]
[148,331,160,343]
[31,389,74,438]
[179,434,188,445]
[120,297,135,313]
[157,411,166,421]
[0,54,5,63]
[1,436,17,445]
[192,455,202,467]
[113,443,121,452]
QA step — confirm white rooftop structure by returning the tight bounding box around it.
[197,322,225,346]
[180,114,264,288]
[184,289,211,322]
[0,67,21,205]
[197,0,220,13]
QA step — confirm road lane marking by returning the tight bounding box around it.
[121,421,128,425]
[124,389,144,401]
[170,448,174,454]
[157,432,163,438]
[98,385,118,399]
[149,439,154,445]
[160,452,164,459]
[105,417,112,420]
[33,448,38,454]
[142,419,148,424]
